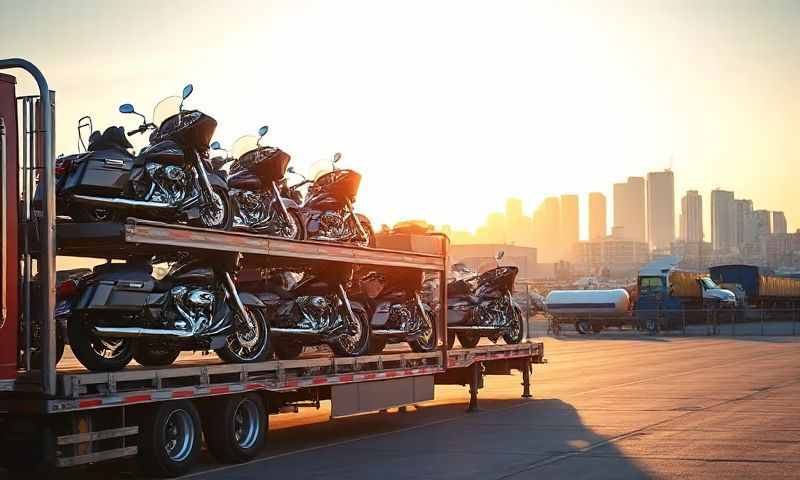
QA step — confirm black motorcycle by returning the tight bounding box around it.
[353,267,437,354]
[222,126,303,238]
[289,153,375,247]
[68,253,270,371]
[52,85,231,229]
[446,253,524,349]
[255,266,371,359]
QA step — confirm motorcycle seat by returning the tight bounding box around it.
[228,170,263,191]
[448,295,480,306]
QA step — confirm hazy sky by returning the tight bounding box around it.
[1,0,798,238]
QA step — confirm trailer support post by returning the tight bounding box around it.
[0,59,55,396]
[521,358,532,399]
[467,362,481,413]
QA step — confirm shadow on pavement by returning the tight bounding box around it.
[19,397,651,480]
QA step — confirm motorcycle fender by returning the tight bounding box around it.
[208,172,229,192]
[369,301,392,327]
[238,292,265,308]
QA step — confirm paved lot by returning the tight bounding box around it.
[10,336,800,479]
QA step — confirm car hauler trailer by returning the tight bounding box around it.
[0,60,544,476]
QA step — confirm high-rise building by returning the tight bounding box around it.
[773,211,787,235]
[734,198,754,248]
[711,189,736,252]
[679,190,703,242]
[753,210,771,238]
[646,170,675,250]
[504,197,533,246]
[559,194,579,254]
[532,196,561,262]
[486,212,506,244]
[613,177,646,243]
[588,192,607,240]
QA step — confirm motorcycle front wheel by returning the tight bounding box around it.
[68,317,133,371]
[331,305,371,357]
[502,306,525,344]
[195,186,232,230]
[409,304,438,353]
[216,306,271,363]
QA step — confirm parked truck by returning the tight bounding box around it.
[544,289,631,334]
[634,257,736,331]
[709,264,800,308]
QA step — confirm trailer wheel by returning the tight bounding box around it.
[457,332,480,348]
[575,320,590,335]
[133,341,181,367]
[273,340,304,360]
[204,394,268,464]
[138,400,202,477]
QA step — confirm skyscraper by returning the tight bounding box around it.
[773,211,787,235]
[735,198,754,248]
[559,194,579,254]
[711,189,736,252]
[588,192,607,240]
[680,190,703,242]
[505,197,533,246]
[532,196,561,262]
[646,170,675,250]
[753,210,771,237]
[613,177,646,242]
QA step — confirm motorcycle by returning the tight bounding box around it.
[67,253,270,372]
[255,266,371,359]
[289,153,375,247]
[221,126,303,238]
[18,269,89,369]
[52,84,231,229]
[446,252,524,349]
[353,267,437,354]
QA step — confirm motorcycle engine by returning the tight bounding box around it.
[296,295,334,329]
[148,163,190,205]
[317,211,348,240]
[388,303,415,331]
[234,190,270,226]
[171,286,215,332]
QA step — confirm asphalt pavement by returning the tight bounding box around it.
[8,335,800,479]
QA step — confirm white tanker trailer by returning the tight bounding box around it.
[545,289,631,334]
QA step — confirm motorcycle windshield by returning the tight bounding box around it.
[308,158,337,181]
[231,135,260,159]
[152,96,182,129]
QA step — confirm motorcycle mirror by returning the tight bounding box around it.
[333,152,342,163]
[210,141,221,150]
[287,166,296,174]
[119,103,135,114]
[182,84,194,100]
[496,251,505,261]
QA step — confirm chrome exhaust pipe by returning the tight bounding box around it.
[271,325,346,336]
[71,194,174,210]
[447,326,504,332]
[93,326,194,338]
[372,329,422,337]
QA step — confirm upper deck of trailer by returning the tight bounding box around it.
[40,218,446,271]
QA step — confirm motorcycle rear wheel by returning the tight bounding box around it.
[68,318,133,372]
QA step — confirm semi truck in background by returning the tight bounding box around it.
[709,264,800,308]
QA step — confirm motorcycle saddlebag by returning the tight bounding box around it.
[75,264,158,312]
[62,148,134,196]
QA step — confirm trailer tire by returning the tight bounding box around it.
[133,342,181,367]
[273,340,304,360]
[0,418,56,475]
[457,332,480,348]
[204,394,268,464]
[575,320,590,334]
[138,400,202,477]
